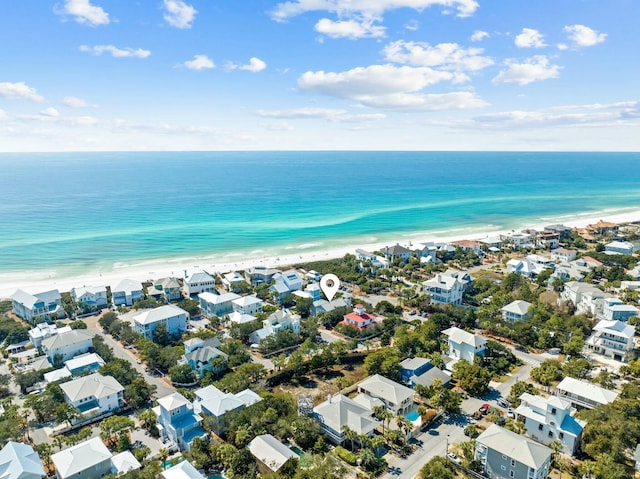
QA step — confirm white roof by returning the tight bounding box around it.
[113,279,142,294]
[606,240,634,249]
[11,289,61,309]
[593,320,635,339]
[44,367,72,383]
[501,300,532,316]
[232,295,263,307]
[352,393,385,410]
[157,392,191,411]
[477,424,551,470]
[198,292,240,304]
[59,373,124,402]
[71,285,106,298]
[51,437,111,479]
[556,377,619,405]
[400,357,431,370]
[41,330,94,351]
[423,274,461,290]
[187,271,215,284]
[358,374,414,405]
[228,311,257,324]
[248,434,297,472]
[0,441,45,479]
[133,304,188,325]
[161,461,205,479]
[110,451,141,475]
[442,327,487,348]
[313,394,379,436]
[65,352,105,371]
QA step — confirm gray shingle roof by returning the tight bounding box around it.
[476,424,551,469]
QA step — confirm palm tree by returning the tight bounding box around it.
[396,415,413,438]
[158,448,169,470]
[549,440,563,469]
[357,433,370,451]
[359,447,376,469]
[379,409,393,433]
[341,425,357,452]
[369,435,386,456]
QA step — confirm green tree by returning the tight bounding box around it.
[169,364,197,384]
[124,377,156,408]
[100,415,134,448]
[419,456,455,479]
[508,381,538,407]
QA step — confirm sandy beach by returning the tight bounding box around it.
[1,208,639,299]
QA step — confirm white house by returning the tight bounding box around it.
[244,266,281,287]
[232,295,263,315]
[422,274,464,305]
[515,393,586,455]
[64,352,106,375]
[184,271,216,296]
[111,279,143,307]
[179,337,227,378]
[586,319,635,362]
[51,437,140,479]
[198,292,240,318]
[249,309,301,345]
[150,277,182,302]
[28,323,70,349]
[59,373,124,416]
[450,240,483,255]
[221,271,245,290]
[0,441,45,479]
[248,434,298,473]
[550,248,577,263]
[602,297,639,322]
[381,244,412,263]
[70,285,108,309]
[442,327,486,367]
[355,249,390,269]
[193,385,262,434]
[41,330,95,362]
[357,374,415,415]
[133,304,188,339]
[155,392,207,452]
[506,257,549,278]
[227,311,257,325]
[502,231,534,249]
[555,377,619,410]
[501,300,533,322]
[11,289,63,322]
[313,394,379,444]
[161,461,205,479]
[342,304,377,329]
[605,240,635,255]
[273,269,303,292]
[561,281,613,317]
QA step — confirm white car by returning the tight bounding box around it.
[507,408,515,418]
[446,452,461,463]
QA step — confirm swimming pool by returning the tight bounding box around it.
[405,410,420,422]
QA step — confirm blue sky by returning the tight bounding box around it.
[0,0,638,151]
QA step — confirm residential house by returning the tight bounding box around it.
[479,236,503,250]
[399,357,432,384]
[41,330,95,362]
[502,231,534,249]
[605,240,634,255]
[150,277,182,302]
[227,311,257,325]
[555,377,619,410]
[550,248,577,263]
[64,353,105,375]
[578,220,619,241]
[221,271,245,290]
[183,271,216,297]
[193,385,261,434]
[305,270,322,282]
[44,367,72,384]
[311,297,349,317]
[272,269,303,292]
[409,366,451,389]
[133,304,188,339]
[198,292,240,318]
[51,437,140,479]
[59,373,124,416]
[249,309,301,345]
[620,281,640,293]
[450,240,483,255]
[544,224,573,241]
[602,297,639,321]
[111,279,143,307]
[357,374,415,415]
[0,441,45,479]
[154,392,207,452]
[248,434,298,473]
[422,274,465,305]
[561,281,613,317]
[586,319,635,362]
[381,244,412,263]
[11,289,63,322]
[442,327,487,367]
[475,424,552,479]
[28,323,70,349]
[516,392,586,455]
[313,394,379,444]
[244,266,281,287]
[538,232,560,250]
[161,461,205,479]
[179,337,227,378]
[71,286,108,310]
[232,295,263,315]
[355,249,390,269]
[501,300,533,322]
[341,304,377,329]
[304,283,321,301]
[506,257,549,279]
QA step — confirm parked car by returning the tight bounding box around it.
[447,452,461,463]
[507,408,515,418]
[497,398,510,408]
[479,403,490,414]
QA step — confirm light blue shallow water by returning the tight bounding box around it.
[0,151,639,277]
[405,410,420,422]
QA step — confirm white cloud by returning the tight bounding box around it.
[515,28,547,48]
[79,45,151,58]
[315,17,386,39]
[228,57,267,73]
[382,40,493,72]
[263,121,295,131]
[256,107,386,122]
[271,0,479,22]
[63,96,96,108]
[0,82,44,102]
[40,107,60,117]
[557,43,568,51]
[163,0,197,29]
[564,24,607,47]
[0,109,8,121]
[297,64,487,110]
[470,30,489,42]
[56,0,110,26]
[181,55,215,70]
[492,55,561,85]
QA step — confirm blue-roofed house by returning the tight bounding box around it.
[133,305,188,339]
[154,392,207,452]
[0,441,45,479]
[399,357,433,384]
[11,289,63,322]
[111,279,143,307]
[64,353,105,375]
[70,285,108,309]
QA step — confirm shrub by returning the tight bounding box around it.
[334,446,358,465]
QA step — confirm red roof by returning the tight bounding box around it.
[344,312,374,323]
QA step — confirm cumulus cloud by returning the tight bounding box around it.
[79,45,151,58]
[228,57,267,72]
[0,109,9,121]
[515,28,547,48]
[63,96,96,108]
[470,30,489,42]
[256,107,386,122]
[55,0,110,26]
[382,40,493,72]
[40,107,60,117]
[263,121,295,131]
[492,55,561,85]
[315,17,386,39]
[564,24,607,47]
[180,55,215,70]
[0,82,44,102]
[297,64,487,110]
[163,0,197,29]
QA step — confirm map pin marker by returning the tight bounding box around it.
[320,274,340,302]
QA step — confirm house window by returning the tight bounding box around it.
[501,465,506,471]
[538,424,543,431]
[510,471,514,478]
[548,431,553,438]
[559,432,564,439]
[511,459,515,467]
[551,407,556,415]
[502,455,507,460]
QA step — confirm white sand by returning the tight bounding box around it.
[1,208,639,299]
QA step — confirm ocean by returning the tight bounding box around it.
[1,151,639,278]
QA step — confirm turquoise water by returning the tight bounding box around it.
[1,151,639,277]
[405,410,420,421]
[208,475,226,479]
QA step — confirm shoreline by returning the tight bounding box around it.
[1,208,639,299]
